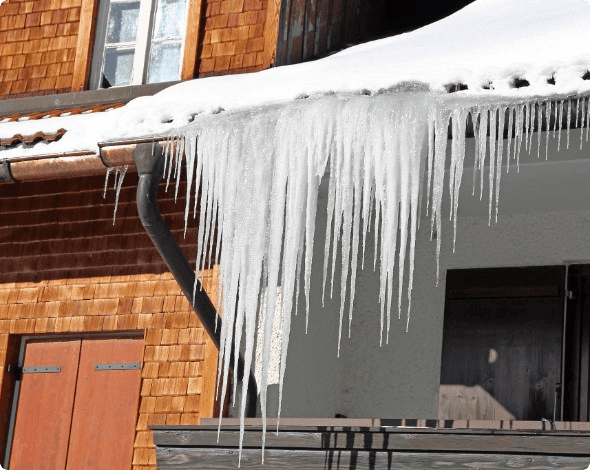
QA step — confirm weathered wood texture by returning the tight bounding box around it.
[156,448,590,470]
[0,0,82,98]
[0,176,222,470]
[278,0,367,65]
[154,427,590,455]
[181,0,205,80]
[71,0,100,91]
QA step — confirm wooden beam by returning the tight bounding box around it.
[72,0,101,91]
[153,427,590,455]
[155,448,590,470]
[181,0,205,80]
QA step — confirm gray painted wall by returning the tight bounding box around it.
[256,129,590,419]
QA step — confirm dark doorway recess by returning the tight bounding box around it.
[440,266,565,422]
[440,265,590,422]
[564,264,590,421]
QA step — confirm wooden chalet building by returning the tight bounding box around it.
[2,0,590,468]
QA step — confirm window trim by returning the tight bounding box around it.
[90,0,188,90]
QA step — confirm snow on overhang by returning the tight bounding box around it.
[0,0,589,167]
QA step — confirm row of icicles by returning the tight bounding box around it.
[103,92,590,464]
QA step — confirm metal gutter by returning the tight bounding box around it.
[133,142,258,417]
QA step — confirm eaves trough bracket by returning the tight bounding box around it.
[0,159,15,184]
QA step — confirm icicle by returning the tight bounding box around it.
[487,108,497,226]
[112,165,127,224]
[566,99,572,150]
[536,102,542,160]
[580,98,587,150]
[103,167,113,199]
[586,97,590,142]
[152,91,581,465]
[514,104,523,173]
[495,107,505,223]
[557,100,563,152]
[527,103,535,155]
[545,101,551,160]
[506,107,513,173]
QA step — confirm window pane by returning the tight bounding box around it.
[152,0,187,38]
[104,48,135,86]
[147,42,181,83]
[107,2,140,43]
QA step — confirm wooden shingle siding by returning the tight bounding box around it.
[198,0,272,76]
[0,174,221,469]
[0,0,82,99]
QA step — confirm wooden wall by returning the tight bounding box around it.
[277,0,360,66]
[0,0,84,99]
[0,174,221,470]
[0,0,283,99]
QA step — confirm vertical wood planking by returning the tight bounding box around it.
[66,337,143,470]
[327,0,342,51]
[343,0,359,44]
[313,0,330,57]
[302,0,317,61]
[9,339,81,470]
[287,0,306,65]
[72,0,101,91]
[181,0,205,80]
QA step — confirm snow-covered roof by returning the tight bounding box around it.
[1,0,590,160]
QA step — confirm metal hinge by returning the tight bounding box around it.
[22,365,61,374]
[94,362,140,371]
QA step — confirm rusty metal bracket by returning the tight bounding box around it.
[0,159,15,183]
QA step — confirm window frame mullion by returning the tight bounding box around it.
[131,0,155,86]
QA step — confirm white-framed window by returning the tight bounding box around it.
[90,0,189,89]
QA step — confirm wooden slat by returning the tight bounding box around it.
[327,0,342,51]
[72,0,101,91]
[302,0,317,61]
[66,337,143,470]
[313,0,330,57]
[181,0,205,80]
[9,339,81,469]
[153,428,590,455]
[287,0,306,64]
[155,448,590,470]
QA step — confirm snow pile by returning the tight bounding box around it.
[1,0,590,160]
[163,90,589,460]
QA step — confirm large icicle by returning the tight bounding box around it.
[154,91,588,465]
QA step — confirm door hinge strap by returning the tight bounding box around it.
[22,366,61,374]
[94,362,140,371]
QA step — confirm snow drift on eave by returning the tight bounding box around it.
[1,0,590,160]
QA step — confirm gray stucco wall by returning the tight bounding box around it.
[270,130,590,420]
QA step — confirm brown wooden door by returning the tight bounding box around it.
[66,338,143,470]
[9,339,81,470]
[439,266,565,421]
[8,336,142,470]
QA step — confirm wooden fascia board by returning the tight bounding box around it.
[181,0,205,80]
[72,0,102,92]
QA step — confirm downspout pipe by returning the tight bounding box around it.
[133,142,257,417]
